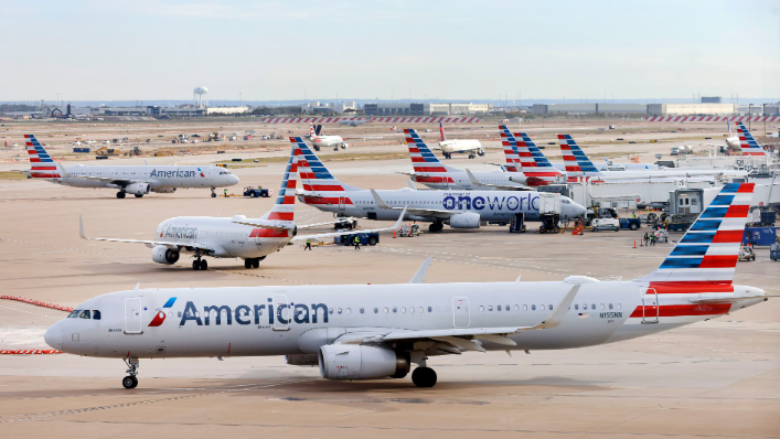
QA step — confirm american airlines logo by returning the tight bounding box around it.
[163,225,198,240]
[149,169,204,178]
[177,300,330,326]
[441,193,540,211]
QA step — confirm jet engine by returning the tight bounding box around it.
[124,182,151,195]
[151,245,180,265]
[318,345,409,380]
[448,212,481,229]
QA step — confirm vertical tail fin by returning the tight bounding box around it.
[309,123,317,139]
[558,134,600,176]
[260,142,298,221]
[735,122,766,157]
[439,122,446,142]
[292,137,362,192]
[498,125,522,172]
[639,182,755,287]
[24,134,62,179]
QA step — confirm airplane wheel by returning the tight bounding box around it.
[117,192,126,199]
[192,260,200,270]
[252,258,260,268]
[134,194,143,198]
[122,376,138,389]
[200,259,208,270]
[412,367,437,388]
[244,259,252,269]
[211,193,217,198]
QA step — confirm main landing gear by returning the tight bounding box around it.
[122,358,139,389]
[192,251,208,270]
[134,194,144,198]
[244,257,262,269]
[428,222,444,233]
[211,187,217,198]
[412,367,437,387]
[116,191,126,199]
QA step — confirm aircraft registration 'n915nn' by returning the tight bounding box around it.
[78,140,406,270]
[44,182,767,389]
[23,134,239,198]
[296,133,586,232]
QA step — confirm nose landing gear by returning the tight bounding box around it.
[211,187,217,198]
[122,358,139,389]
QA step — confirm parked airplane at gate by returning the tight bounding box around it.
[44,183,767,389]
[735,121,767,157]
[295,136,585,232]
[434,122,484,159]
[78,141,406,270]
[23,134,239,198]
[308,124,348,151]
[403,129,529,191]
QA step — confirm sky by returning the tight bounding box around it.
[1,0,779,103]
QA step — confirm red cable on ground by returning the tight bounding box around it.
[0,295,73,312]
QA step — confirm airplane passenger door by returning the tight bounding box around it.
[125,298,143,334]
[452,297,470,328]
[338,197,346,211]
[641,288,659,324]
[273,294,290,331]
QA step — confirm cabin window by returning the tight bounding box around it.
[419,307,424,313]
[523,305,527,311]
[178,312,182,318]
[329,308,334,315]
[532,305,536,311]
[92,310,101,320]
[540,305,545,311]
[384,307,389,313]
[479,305,485,312]
[549,304,553,310]
[497,305,502,311]
[617,304,622,310]
[428,307,432,313]
[401,307,406,313]
[410,307,415,314]
[488,305,493,312]
[591,304,596,310]
[374,307,379,314]
[600,304,605,310]
[505,305,510,312]
[514,305,519,311]
[392,307,397,313]
[360,308,365,314]
[609,304,613,310]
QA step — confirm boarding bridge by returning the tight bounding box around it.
[567,179,724,209]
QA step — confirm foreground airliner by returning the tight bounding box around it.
[23,134,239,198]
[78,141,405,270]
[295,136,586,232]
[44,183,767,389]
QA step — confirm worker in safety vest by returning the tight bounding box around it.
[305,239,312,251]
[353,235,361,250]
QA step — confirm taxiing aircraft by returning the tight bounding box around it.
[403,128,529,191]
[308,124,348,151]
[337,116,374,127]
[44,182,767,389]
[23,134,239,198]
[434,122,484,159]
[78,141,406,270]
[295,136,585,232]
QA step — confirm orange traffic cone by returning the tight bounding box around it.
[393,230,396,238]
[640,238,644,247]
[633,239,637,248]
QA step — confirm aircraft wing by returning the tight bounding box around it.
[465,169,532,191]
[337,285,580,351]
[230,220,292,232]
[78,215,212,251]
[291,207,407,242]
[370,189,452,219]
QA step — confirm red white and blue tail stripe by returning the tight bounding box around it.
[499,125,564,185]
[640,182,755,287]
[291,137,361,207]
[405,129,456,184]
[25,134,61,179]
[558,134,600,178]
[260,143,298,222]
[735,122,766,157]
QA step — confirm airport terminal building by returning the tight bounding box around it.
[531,102,738,116]
[364,102,492,116]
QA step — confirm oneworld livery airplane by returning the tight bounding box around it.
[44,182,767,389]
[24,134,239,198]
[295,135,585,232]
[78,140,405,270]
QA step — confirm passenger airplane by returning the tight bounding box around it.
[308,124,348,151]
[23,134,239,198]
[78,141,406,270]
[735,122,767,157]
[44,182,767,389]
[337,116,374,127]
[295,137,585,232]
[403,128,529,191]
[434,122,484,159]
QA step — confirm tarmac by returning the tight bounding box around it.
[1,119,779,438]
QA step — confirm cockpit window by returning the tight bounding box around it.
[79,310,91,319]
[68,310,82,318]
[93,310,101,320]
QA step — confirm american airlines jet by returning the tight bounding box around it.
[23,134,239,198]
[434,122,484,159]
[295,136,586,232]
[44,182,767,389]
[734,121,767,157]
[308,123,348,151]
[78,141,405,270]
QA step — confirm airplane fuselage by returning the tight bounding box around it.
[41,165,239,191]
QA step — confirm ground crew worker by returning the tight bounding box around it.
[632,212,637,219]
[223,188,228,198]
[643,232,649,246]
[650,233,656,246]
[305,239,312,251]
[353,235,361,250]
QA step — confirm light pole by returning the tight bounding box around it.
[748,103,752,131]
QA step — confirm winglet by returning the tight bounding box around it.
[391,206,408,230]
[79,214,87,240]
[407,179,418,190]
[410,257,433,284]
[465,169,482,186]
[370,189,392,209]
[533,284,580,330]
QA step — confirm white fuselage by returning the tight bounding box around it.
[44,280,765,359]
[310,136,344,149]
[439,139,482,154]
[53,165,238,191]
[411,170,529,191]
[300,189,586,222]
[154,216,294,260]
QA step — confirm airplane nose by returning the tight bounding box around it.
[230,175,239,185]
[44,323,62,350]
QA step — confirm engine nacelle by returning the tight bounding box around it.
[151,187,176,194]
[318,345,409,380]
[151,245,179,265]
[124,182,150,195]
[448,212,481,229]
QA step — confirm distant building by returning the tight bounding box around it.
[531,103,647,115]
[701,96,722,104]
[648,103,736,116]
[300,101,356,115]
[363,102,491,116]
